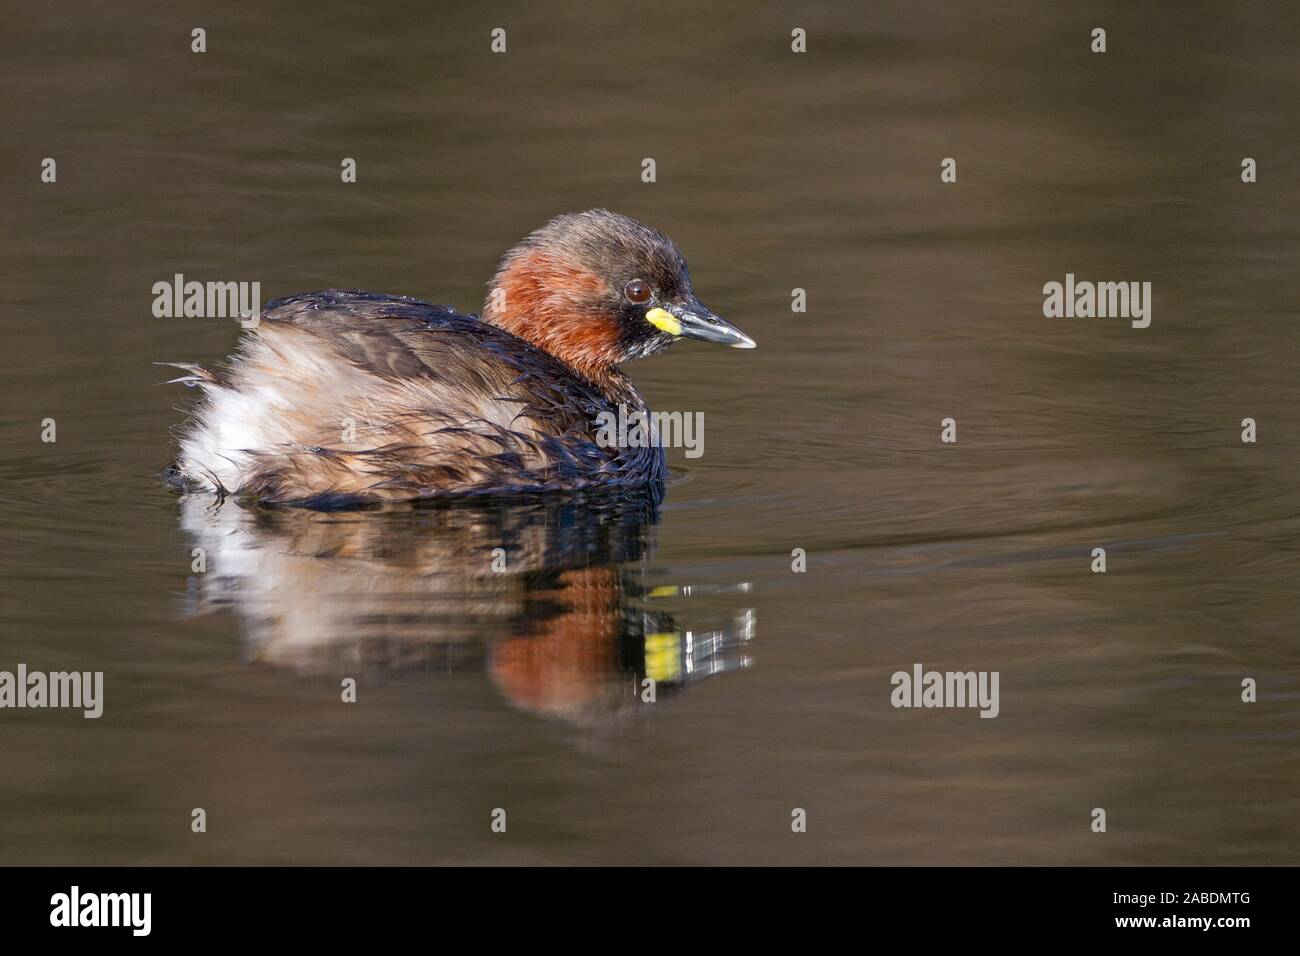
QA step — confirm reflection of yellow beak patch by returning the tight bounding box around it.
[645,632,682,683]
[645,307,681,336]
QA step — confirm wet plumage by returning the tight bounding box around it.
[168,210,754,505]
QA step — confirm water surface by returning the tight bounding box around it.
[1,1,1297,864]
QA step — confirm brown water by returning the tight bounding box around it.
[2,1,1297,865]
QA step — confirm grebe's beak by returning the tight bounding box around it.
[646,299,757,349]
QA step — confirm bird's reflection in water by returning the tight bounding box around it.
[178,489,754,721]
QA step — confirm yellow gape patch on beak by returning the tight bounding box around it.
[645,307,681,336]
[644,632,682,683]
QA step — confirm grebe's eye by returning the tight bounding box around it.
[624,279,652,304]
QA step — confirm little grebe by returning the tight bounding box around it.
[168,209,754,505]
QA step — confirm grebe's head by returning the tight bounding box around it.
[481,209,754,380]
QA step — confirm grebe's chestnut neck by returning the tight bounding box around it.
[480,209,754,385]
